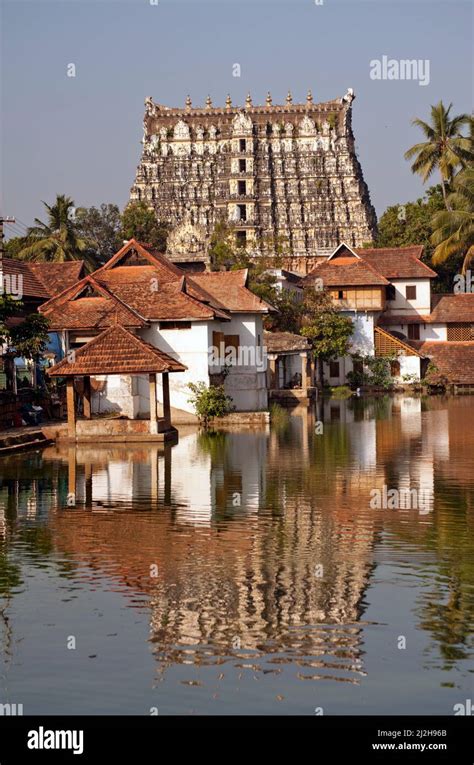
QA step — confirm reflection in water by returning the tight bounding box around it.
[0,395,473,713]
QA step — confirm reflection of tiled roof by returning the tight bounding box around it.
[303,258,389,287]
[1,258,84,299]
[360,251,436,279]
[429,294,474,322]
[355,245,424,260]
[190,270,275,313]
[48,325,187,376]
[411,341,474,383]
[264,331,310,353]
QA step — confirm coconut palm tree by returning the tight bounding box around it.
[430,168,474,273]
[17,195,96,269]
[405,102,472,209]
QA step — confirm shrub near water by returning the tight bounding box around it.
[187,382,234,426]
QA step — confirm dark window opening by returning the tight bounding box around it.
[237,204,247,221]
[238,180,246,195]
[239,139,246,152]
[407,323,420,340]
[239,159,246,172]
[386,284,396,301]
[406,285,417,300]
[329,361,340,378]
[159,321,192,330]
[236,230,247,247]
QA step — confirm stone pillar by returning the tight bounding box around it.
[66,378,76,439]
[162,372,171,429]
[309,356,316,387]
[267,354,278,390]
[149,374,157,435]
[300,352,308,393]
[83,376,91,419]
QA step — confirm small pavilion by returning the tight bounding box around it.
[264,331,315,404]
[48,324,186,442]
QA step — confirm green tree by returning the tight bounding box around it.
[4,236,31,259]
[0,297,50,390]
[301,289,353,387]
[75,203,122,264]
[187,381,235,427]
[374,186,455,291]
[16,195,96,269]
[430,168,474,274]
[209,221,238,270]
[404,102,471,208]
[120,202,169,251]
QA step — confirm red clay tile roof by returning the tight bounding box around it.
[39,240,275,328]
[96,273,230,321]
[0,258,85,300]
[303,258,389,287]
[264,331,310,353]
[411,340,474,384]
[48,325,187,376]
[429,294,474,323]
[28,261,85,296]
[359,252,436,279]
[355,245,424,260]
[96,239,183,283]
[190,270,275,313]
[1,258,49,298]
[40,276,147,329]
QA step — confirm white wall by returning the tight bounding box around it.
[399,355,421,381]
[141,322,210,415]
[384,278,432,316]
[208,314,268,411]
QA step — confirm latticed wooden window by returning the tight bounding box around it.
[447,323,473,341]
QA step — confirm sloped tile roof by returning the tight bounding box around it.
[48,325,187,376]
[264,331,310,353]
[39,240,276,328]
[40,276,147,329]
[411,341,474,384]
[1,258,49,298]
[355,245,424,260]
[429,294,474,322]
[303,258,389,287]
[359,251,436,279]
[189,270,275,313]
[28,261,85,296]
[0,258,85,300]
[44,297,145,331]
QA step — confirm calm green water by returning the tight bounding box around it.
[0,395,473,715]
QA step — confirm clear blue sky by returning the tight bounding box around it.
[1,0,472,238]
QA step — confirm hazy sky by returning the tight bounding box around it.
[1,0,472,238]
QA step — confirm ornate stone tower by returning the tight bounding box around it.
[130,90,377,266]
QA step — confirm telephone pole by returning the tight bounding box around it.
[0,216,16,264]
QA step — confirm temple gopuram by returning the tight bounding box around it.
[130,89,377,270]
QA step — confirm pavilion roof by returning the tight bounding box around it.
[48,325,186,376]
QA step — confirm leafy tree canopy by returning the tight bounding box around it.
[120,201,169,252]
